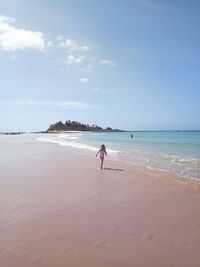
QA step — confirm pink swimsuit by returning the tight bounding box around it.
[99,149,106,158]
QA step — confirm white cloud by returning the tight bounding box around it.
[80,77,89,83]
[0,15,47,51]
[60,38,90,52]
[66,54,85,64]
[57,37,118,81]
[93,87,100,91]
[0,15,15,26]
[100,59,117,67]
[0,99,95,110]
[82,45,90,51]
[47,41,53,47]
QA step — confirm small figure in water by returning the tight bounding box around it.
[131,134,133,138]
[96,144,107,169]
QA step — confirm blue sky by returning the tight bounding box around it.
[0,0,199,131]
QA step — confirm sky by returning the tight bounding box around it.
[0,0,199,131]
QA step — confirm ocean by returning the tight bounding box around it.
[37,131,200,181]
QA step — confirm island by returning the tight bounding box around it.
[47,120,124,132]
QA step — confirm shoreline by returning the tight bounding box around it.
[37,133,200,183]
[0,131,200,185]
[1,132,199,183]
[1,135,200,266]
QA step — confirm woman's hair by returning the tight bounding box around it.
[101,144,105,150]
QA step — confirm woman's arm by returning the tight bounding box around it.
[96,150,100,157]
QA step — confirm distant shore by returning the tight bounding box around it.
[1,130,199,135]
[0,130,126,135]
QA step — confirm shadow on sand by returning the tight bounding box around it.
[104,167,124,172]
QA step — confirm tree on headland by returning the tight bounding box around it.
[47,120,123,132]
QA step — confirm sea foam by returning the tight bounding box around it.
[37,135,119,154]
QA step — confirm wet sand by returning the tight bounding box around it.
[1,136,200,267]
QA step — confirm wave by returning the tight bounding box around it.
[58,133,83,140]
[37,136,120,154]
[158,154,200,166]
[37,135,200,180]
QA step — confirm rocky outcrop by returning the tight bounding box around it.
[0,132,25,135]
[47,120,123,132]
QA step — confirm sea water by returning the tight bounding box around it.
[38,131,200,181]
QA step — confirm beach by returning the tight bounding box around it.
[1,135,200,267]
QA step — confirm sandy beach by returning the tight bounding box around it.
[1,135,200,267]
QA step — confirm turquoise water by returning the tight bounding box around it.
[38,131,200,180]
